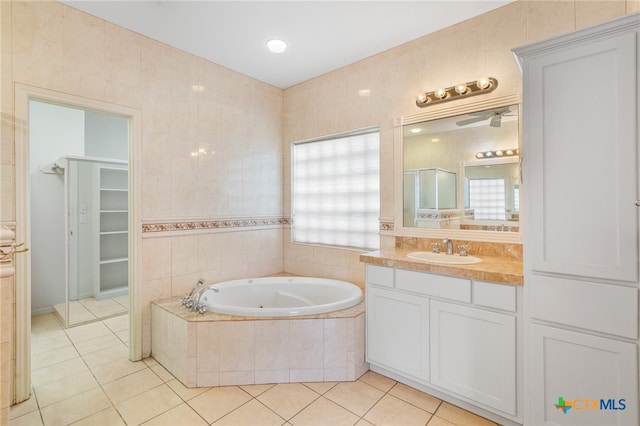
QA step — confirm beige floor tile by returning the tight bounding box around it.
[427,415,456,426]
[364,394,432,426]
[324,381,384,417]
[81,342,129,370]
[355,419,375,426]
[40,387,111,426]
[90,358,147,384]
[65,321,113,344]
[8,409,43,426]
[142,403,208,426]
[188,386,253,423]
[257,383,320,420]
[358,371,397,392]
[9,396,39,419]
[31,345,80,370]
[32,313,59,325]
[213,399,285,426]
[103,315,129,333]
[290,396,359,426]
[31,325,67,343]
[116,384,183,425]
[70,407,125,425]
[166,379,210,401]
[435,402,497,426]
[303,382,337,395]
[31,357,90,388]
[34,370,99,408]
[150,363,174,382]
[239,383,276,397]
[143,357,159,367]
[103,368,164,404]
[115,329,129,345]
[74,333,123,356]
[388,382,441,413]
[31,334,73,356]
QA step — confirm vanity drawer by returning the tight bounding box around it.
[531,274,638,339]
[473,280,517,312]
[396,269,471,302]
[366,264,394,288]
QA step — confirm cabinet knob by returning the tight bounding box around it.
[636,201,640,207]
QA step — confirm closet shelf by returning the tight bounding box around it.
[100,230,128,236]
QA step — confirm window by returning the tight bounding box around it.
[292,128,380,250]
[469,178,506,220]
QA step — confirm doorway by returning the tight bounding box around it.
[13,84,142,403]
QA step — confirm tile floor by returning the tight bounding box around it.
[10,313,498,426]
[53,294,129,326]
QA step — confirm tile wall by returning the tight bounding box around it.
[1,0,639,416]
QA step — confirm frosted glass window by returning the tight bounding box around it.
[292,129,380,250]
[469,178,506,220]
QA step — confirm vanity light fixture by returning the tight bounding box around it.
[416,77,498,108]
[475,148,518,159]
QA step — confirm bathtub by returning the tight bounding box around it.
[151,276,368,387]
[197,276,363,317]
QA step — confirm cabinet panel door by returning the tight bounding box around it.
[430,300,516,415]
[366,286,429,382]
[524,31,638,282]
[531,325,638,426]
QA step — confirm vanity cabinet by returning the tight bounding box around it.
[365,264,521,423]
[515,13,639,426]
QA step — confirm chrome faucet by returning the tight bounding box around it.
[442,238,454,255]
[181,278,205,308]
[191,285,220,314]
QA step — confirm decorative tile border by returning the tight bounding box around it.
[142,217,292,233]
[379,217,394,232]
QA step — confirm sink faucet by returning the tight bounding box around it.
[442,238,454,255]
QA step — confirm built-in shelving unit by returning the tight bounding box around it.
[96,164,128,299]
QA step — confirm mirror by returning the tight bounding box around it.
[30,99,130,327]
[399,101,520,237]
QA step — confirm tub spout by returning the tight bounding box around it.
[192,285,220,314]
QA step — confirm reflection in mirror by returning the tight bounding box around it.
[30,99,129,327]
[402,104,519,232]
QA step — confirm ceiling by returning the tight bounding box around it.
[61,1,514,89]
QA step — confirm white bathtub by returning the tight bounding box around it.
[197,276,363,317]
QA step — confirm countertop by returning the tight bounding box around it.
[360,248,523,286]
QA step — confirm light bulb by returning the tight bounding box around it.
[485,151,493,157]
[417,93,427,103]
[505,149,514,156]
[475,152,485,159]
[477,78,491,90]
[435,88,447,99]
[496,150,504,156]
[455,84,467,95]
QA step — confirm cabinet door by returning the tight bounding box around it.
[531,324,638,426]
[366,286,429,383]
[430,300,516,416]
[522,30,638,283]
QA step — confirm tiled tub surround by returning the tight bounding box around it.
[151,299,368,388]
[361,237,523,285]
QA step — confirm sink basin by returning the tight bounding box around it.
[406,251,482,265]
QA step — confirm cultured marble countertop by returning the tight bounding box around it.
[360,248,523,286]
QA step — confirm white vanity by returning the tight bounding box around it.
[361,247,523,425]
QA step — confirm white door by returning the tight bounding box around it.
[366,286,429,382]
[530,324,638,426]
[430,300,516,416]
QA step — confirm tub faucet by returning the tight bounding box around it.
[181,278,205,308]
[191,285,220,314]
[442,238,454,255]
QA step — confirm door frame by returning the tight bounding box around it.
[13,83,142,402]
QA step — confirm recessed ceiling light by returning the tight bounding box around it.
[266,39,287,54]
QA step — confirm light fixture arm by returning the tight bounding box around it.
[416,77,498,108]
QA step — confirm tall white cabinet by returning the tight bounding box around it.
[515,14,639,426]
